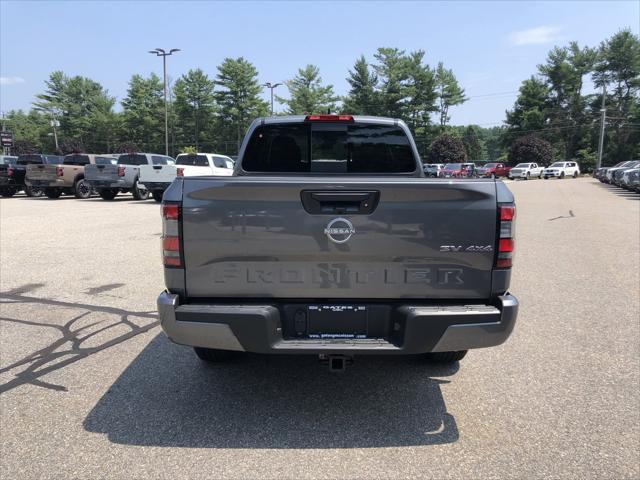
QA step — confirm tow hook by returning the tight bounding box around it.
[319,354,353,372]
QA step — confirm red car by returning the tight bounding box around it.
[476,162,512,178]
[439,163,476,178]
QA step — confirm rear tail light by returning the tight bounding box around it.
[176,167,184,177]
[7,167,14,177]
[117,166,125,177]
[161,202,182,268]
[495,203,516,269]
[56,166,64,177]
[305,114,354,122]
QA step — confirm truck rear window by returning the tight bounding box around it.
[242,123,416,173]
[118,154,148,165]
[95,156,117,165]
[63,154,90,166]
[177,155,209,167]
[17,155,44,165]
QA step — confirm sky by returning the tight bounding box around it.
[1,0,638,126]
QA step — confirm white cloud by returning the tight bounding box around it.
[509,26,562,46]
[0,76,26,85]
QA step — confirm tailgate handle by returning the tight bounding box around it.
[153,166,162,170]
[301,190,380,215]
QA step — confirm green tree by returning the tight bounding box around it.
[538,42,597,159]
[121,73,164,151]
[404,51,438,134]
[505,76,550,133]
[215,57,269,152]
[4,110,54,153]
[508,135,553,166]
[173,69,216,151]
[592,29,640,164]
[435,62,467,128]
[277,64,339,115]
[428,134,467,164]
[342,55,379,115]
[34,71,117,152]
[462,125,486,160]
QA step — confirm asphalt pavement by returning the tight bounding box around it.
[1,178,638,479]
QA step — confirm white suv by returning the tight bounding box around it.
[543,161,580,179]
[508,162,544,180]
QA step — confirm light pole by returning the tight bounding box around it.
[263,82,282,116]
[596,83,606,170]
[149,48,181,155]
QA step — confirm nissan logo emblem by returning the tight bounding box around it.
[324,217,356,244]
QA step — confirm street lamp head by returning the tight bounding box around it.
[169,48,181,54]
[148,50,159,55]
[155,47,165,54]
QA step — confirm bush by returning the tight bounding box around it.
[428,134,468,164]
[508,135,553,166]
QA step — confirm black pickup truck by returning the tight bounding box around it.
[158,115,518,371]
[0,154,64,197]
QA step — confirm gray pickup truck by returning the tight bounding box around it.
[85,153,174,200]
[158,115,518,371]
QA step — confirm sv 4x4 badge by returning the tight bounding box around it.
[440,245,494,252]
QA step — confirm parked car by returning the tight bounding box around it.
[542,161,580,179]
[0,155,18,197]
[620,166,640,190]
[26,153,119,199]
[610,161,640,186]
[625,169,640,192]
[86,153,174,200]
[508,163,544,180]
[157,114,519,370]
[476,162,512,178]
[1,154,63,197]
[423,163,444,177]
[139,152,232,202]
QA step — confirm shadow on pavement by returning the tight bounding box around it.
[83,334,460,449]
[594,181,640,200]
[0,287,158,393]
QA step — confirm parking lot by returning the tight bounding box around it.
[0,178,638,479]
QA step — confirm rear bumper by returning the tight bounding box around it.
[88,179,130,189]
[140,181,171,191]
[26,179,67,188]
[157,292,519,354]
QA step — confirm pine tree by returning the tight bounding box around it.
[277,65,339,115]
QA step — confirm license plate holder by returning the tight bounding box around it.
[307,305,367,339]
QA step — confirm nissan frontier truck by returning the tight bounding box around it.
[157,115,518,371]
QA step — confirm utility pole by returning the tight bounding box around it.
[263,82,282,116]
[596,84,606,170]
[149,48,181,155]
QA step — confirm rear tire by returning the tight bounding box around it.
[132,180,149,200]
[193,347,235,363]
[99,188,118,200]
[25,185,43,197]
[74,178,91,199]
[1,186,17,197]
[152,190,164,202]
[44,188,62,199]
[425,350,468,363]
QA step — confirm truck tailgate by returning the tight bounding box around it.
[26,164,57,182]
[86,164,118,182]
[181,177,499,299]
[140,165,177,184]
